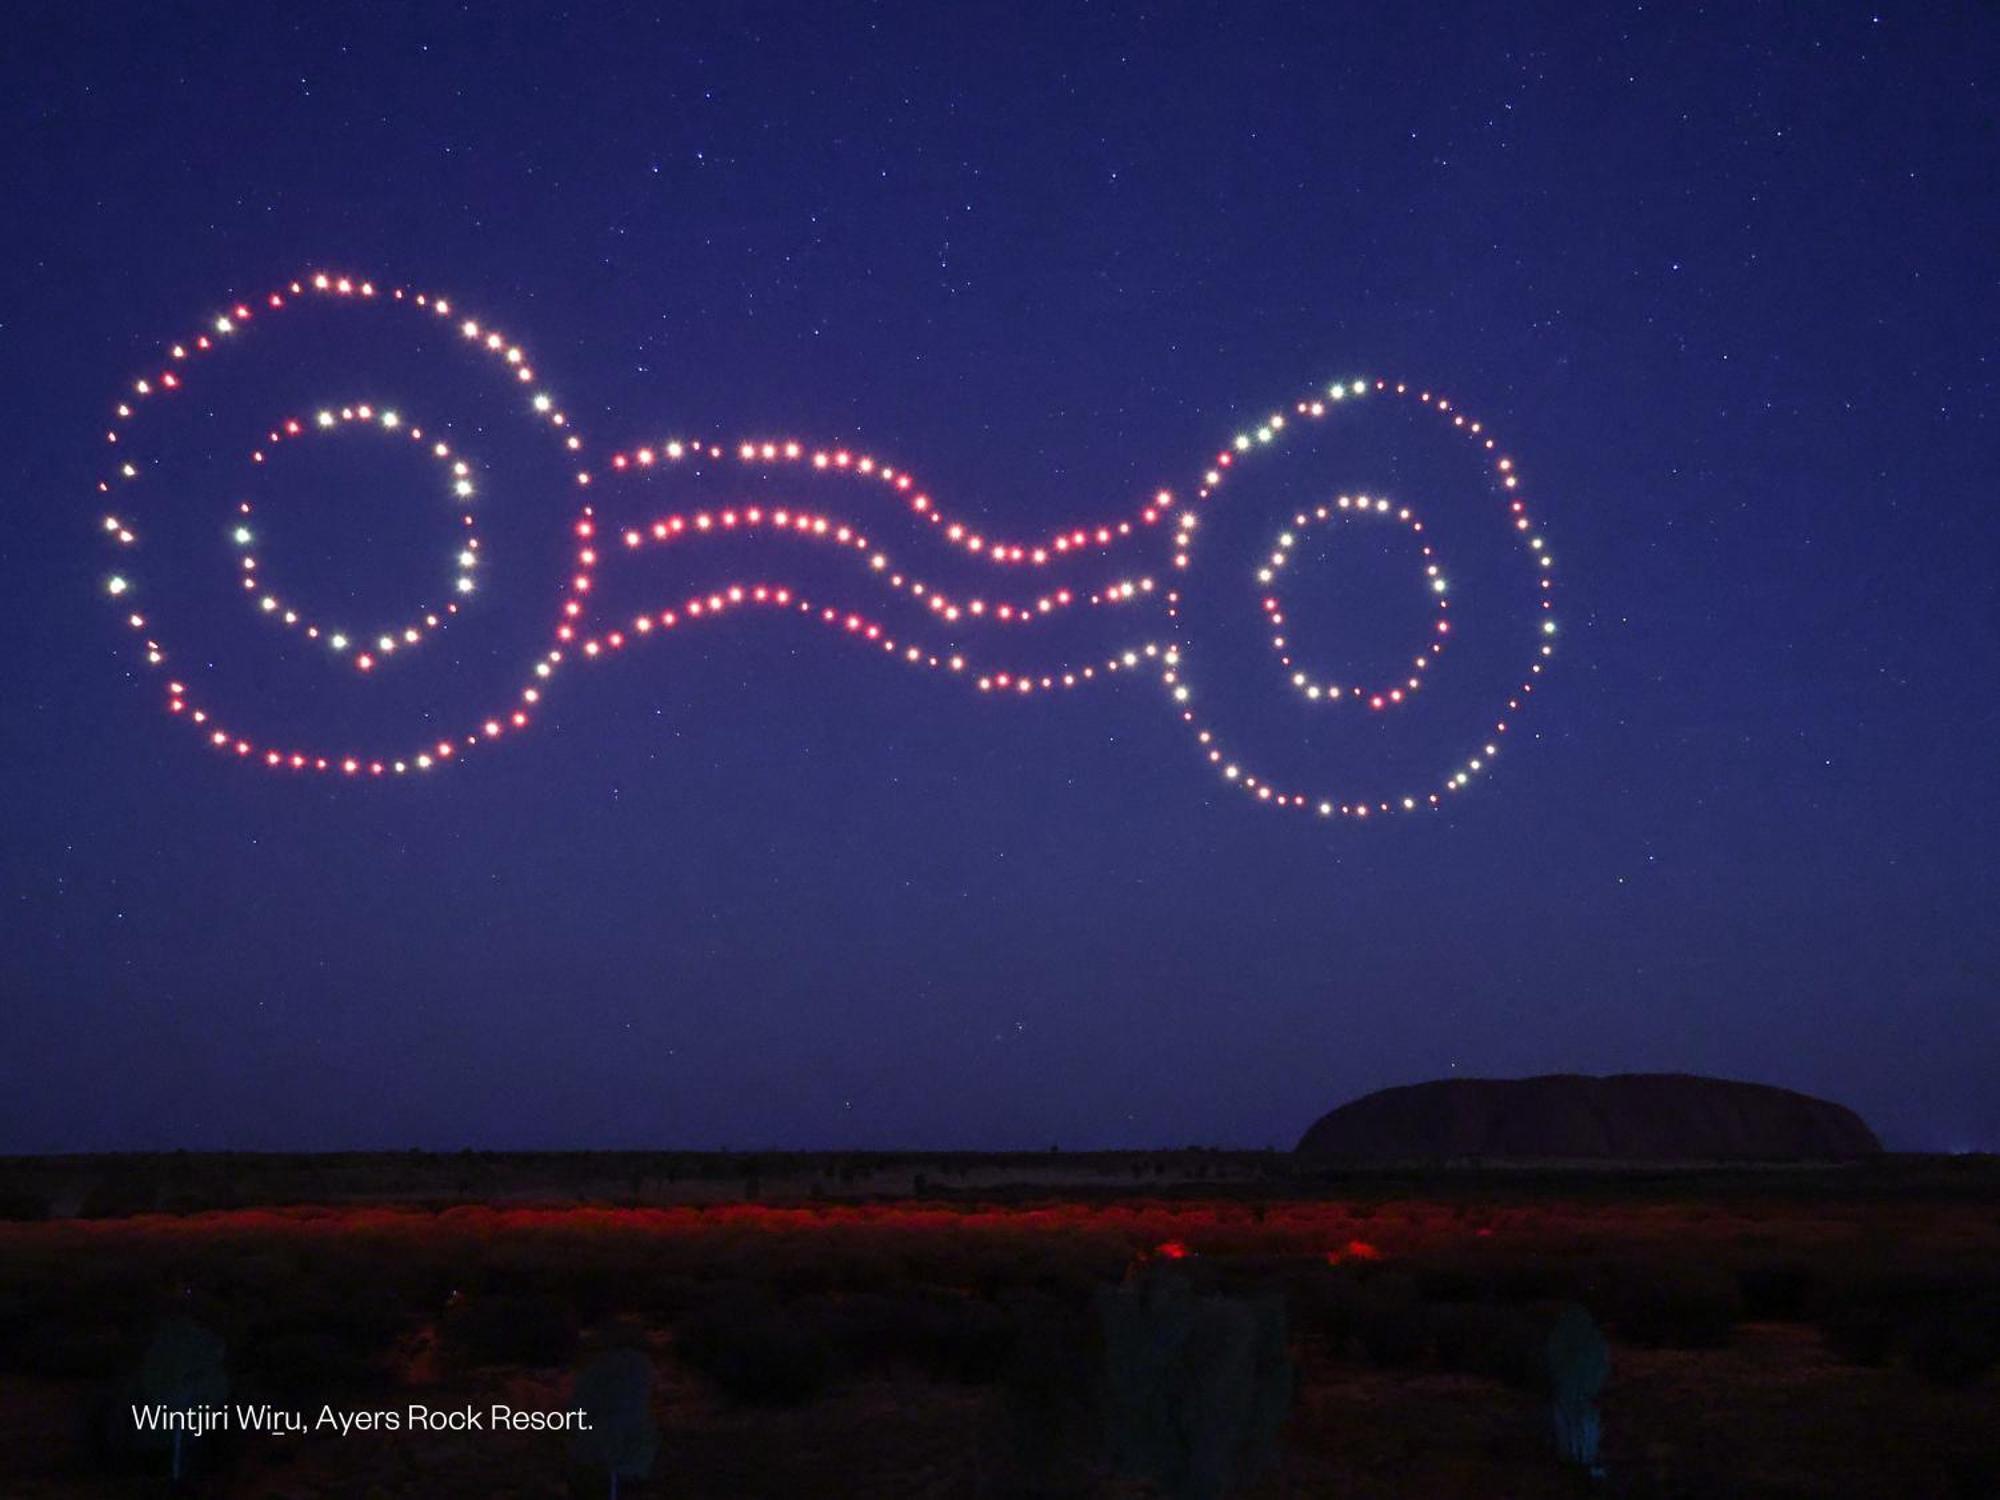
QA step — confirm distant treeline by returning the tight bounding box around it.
[0,1147,1289,1219]
[0,1148,1992,1221]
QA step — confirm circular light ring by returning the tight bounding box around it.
[1161,378,1555,819]
[97,274,1557,818]
[97,273,574,775]
[1257,495,1449,710]
[98,268,1170,776]
[232,404,481,671]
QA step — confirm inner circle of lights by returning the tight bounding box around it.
[1258,495,1449,711]
[94,272,1557,821]
[231,403,481,672]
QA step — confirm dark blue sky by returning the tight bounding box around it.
[3,3,1994,1153]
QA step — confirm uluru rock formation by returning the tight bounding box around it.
[1296,1073,1881,1162]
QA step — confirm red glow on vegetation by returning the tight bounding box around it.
[1324,1238,1384,1265]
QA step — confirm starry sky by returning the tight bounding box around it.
[3,3,1995,1154]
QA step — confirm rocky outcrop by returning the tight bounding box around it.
[1295,1073,1881,1162]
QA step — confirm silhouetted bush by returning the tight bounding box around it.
[1611,1267,1740,1348]
[1817,1271,2000,1377]
[1413,1264,1489,1303]
[244,1278,412,1394]
[990,1290,1101,1494]
[1485,1260,1583,1304]
[1944,1449,2000,1500]
[1292,1269,1368,1358]
[625,1269,707,1323]
[1903,1307,1999,1388]
[3,1315,131,1379]
[1353,1273,1428,1368]
[1429,1301,1544,1388]
[1819,1303,1896,1366]
[1737,1260,1816,1321]
[809,1288,1010,1384]
[0,1271,157,1379]
[253,1328,382,1395]
[675,1291,834,1406]
[441,1290,577,1368]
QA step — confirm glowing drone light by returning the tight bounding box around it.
[94,271,1558,820]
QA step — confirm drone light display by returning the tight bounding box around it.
[231,402,481,670]
[94,272,1557,819]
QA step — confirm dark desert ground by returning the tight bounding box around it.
[4,1150,1996,1498]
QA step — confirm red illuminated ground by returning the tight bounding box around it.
[2,1156,1995,1496]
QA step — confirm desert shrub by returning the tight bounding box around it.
[1817,1269,2000,1375]
[1485,1259,1586,1305]
[1290,1270,1365,1357]
[762,1252,847,1301]
[1412,1252,1592,1310]
[1903,1307,1999,1388]
[1413,1263,1490,1303]
[440,1290,577,1369]
[1429,1301,1545,1388]
[1288,1272,1352,1360]
[1842,1268,1968,1315]
[1,1272,160,1376]
[982,1290,1102,1493]
[624,1269,707,1324]
[1609,1267,1740,1349]
[79,1178,159,1218]
[1943,1449,2000,1500]
[1359,1301,1429,1368]
[1353,1274,1428,1368]
[563,1266,637,1327]
[1736,1260,1816,1321]
[5,1276,219,1381]
[251,1325,387,1395]
[1819,1303,1895,1366]
[674,1291,834,1406]
[3,1316,134,1379]
[808,1288,1010,1384]
[240,1275,413,1393]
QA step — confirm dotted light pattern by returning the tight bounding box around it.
[96,273,1557,819]
[1258,495,1449,711]
[1162,380,1556,818]
[563,495,1165,696]
[232,403,481,671]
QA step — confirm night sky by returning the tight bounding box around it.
[4,3,1994,1154]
